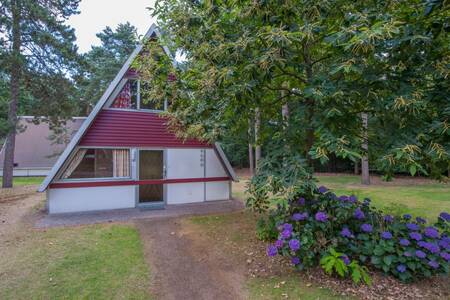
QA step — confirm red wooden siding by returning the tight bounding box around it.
[79,109,211,148]
[49,176,230,189]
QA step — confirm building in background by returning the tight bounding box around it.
[0,116,85,177]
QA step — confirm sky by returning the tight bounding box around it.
[67,0,157,53]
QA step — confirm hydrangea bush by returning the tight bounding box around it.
[266,186,450,282]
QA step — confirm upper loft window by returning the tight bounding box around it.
[111,79,166,111]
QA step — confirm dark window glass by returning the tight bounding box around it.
[68,149,113,178]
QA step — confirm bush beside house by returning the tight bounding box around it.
[264,186,450,283]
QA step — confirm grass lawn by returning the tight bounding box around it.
[316,174,450,221]
[0,176,44,186]
[233,173,449,221]
[0,224,152,299]
[247,277,348,300]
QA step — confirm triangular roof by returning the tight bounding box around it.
[39,24,237,192]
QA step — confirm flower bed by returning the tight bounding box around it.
[266,186,450,283]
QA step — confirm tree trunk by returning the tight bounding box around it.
[361,112,370,185]
[2,0,21,188]
[255,107,261,170]
[354,160,359,175]
[282,104,289,120]
[248,118,254,176]
[303,43,315,170]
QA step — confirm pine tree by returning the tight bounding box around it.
[0,0,80,188]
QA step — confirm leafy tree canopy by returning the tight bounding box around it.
[146,0,449,178]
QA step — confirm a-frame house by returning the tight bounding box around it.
[39,24,237,214]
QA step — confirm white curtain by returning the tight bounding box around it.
[113,149,130,177]
[61,149,87,179]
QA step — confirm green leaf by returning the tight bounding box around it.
[409,165,417,176]
[335,260,347,277]
[361,267,372,286]
[371,256,381,265]
[383,255,394,266]
[373,246,385,256]
[351,268,361,284]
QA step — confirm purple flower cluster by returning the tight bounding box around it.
[340,227,354,238]
[418,242,440,254]
[298,197,306,205]
[397,264,406,273]
[337,195,358,203]
[424,227,440,239]
[289,239,301,251]
[403,214,412,220]
[318,186,328,194]
[384,215,394,223]
[280,223,293,239]
[406,223,420,231]
[440,252,450,261]
[354,207,365,220]
[381,231,393,240]
[439,212,450,222]
[409,232,422,241]
[361,223,373,233]
[439,236,450,250]
[340,255,351,265]
[275,239,283,248]
[428,260,439,269]
[415,250,426,258]
[338,195,349,202]
[315,211,328,222]
[292,212,308,221]
[291,257,301,265]
[399,239,410,246]
[348,195,357,203]
[416,217,427,224]
[267,245,278,257]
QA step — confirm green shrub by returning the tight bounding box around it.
[320,248,371,285]
[256,210,286,241]
[265,186,450,282]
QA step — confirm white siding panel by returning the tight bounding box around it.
[205,181,230,201]
[166,149,204,179]
[205,149,227,177]
[48,185,135,214]
[0,168,50,177]
[166,182,204,204]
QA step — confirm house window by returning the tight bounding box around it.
[60,148,130,179]
[111,79,165,111]
[111,80,138,109]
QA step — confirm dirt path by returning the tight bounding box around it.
[0,185,44,240]
[136,217,247,300]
